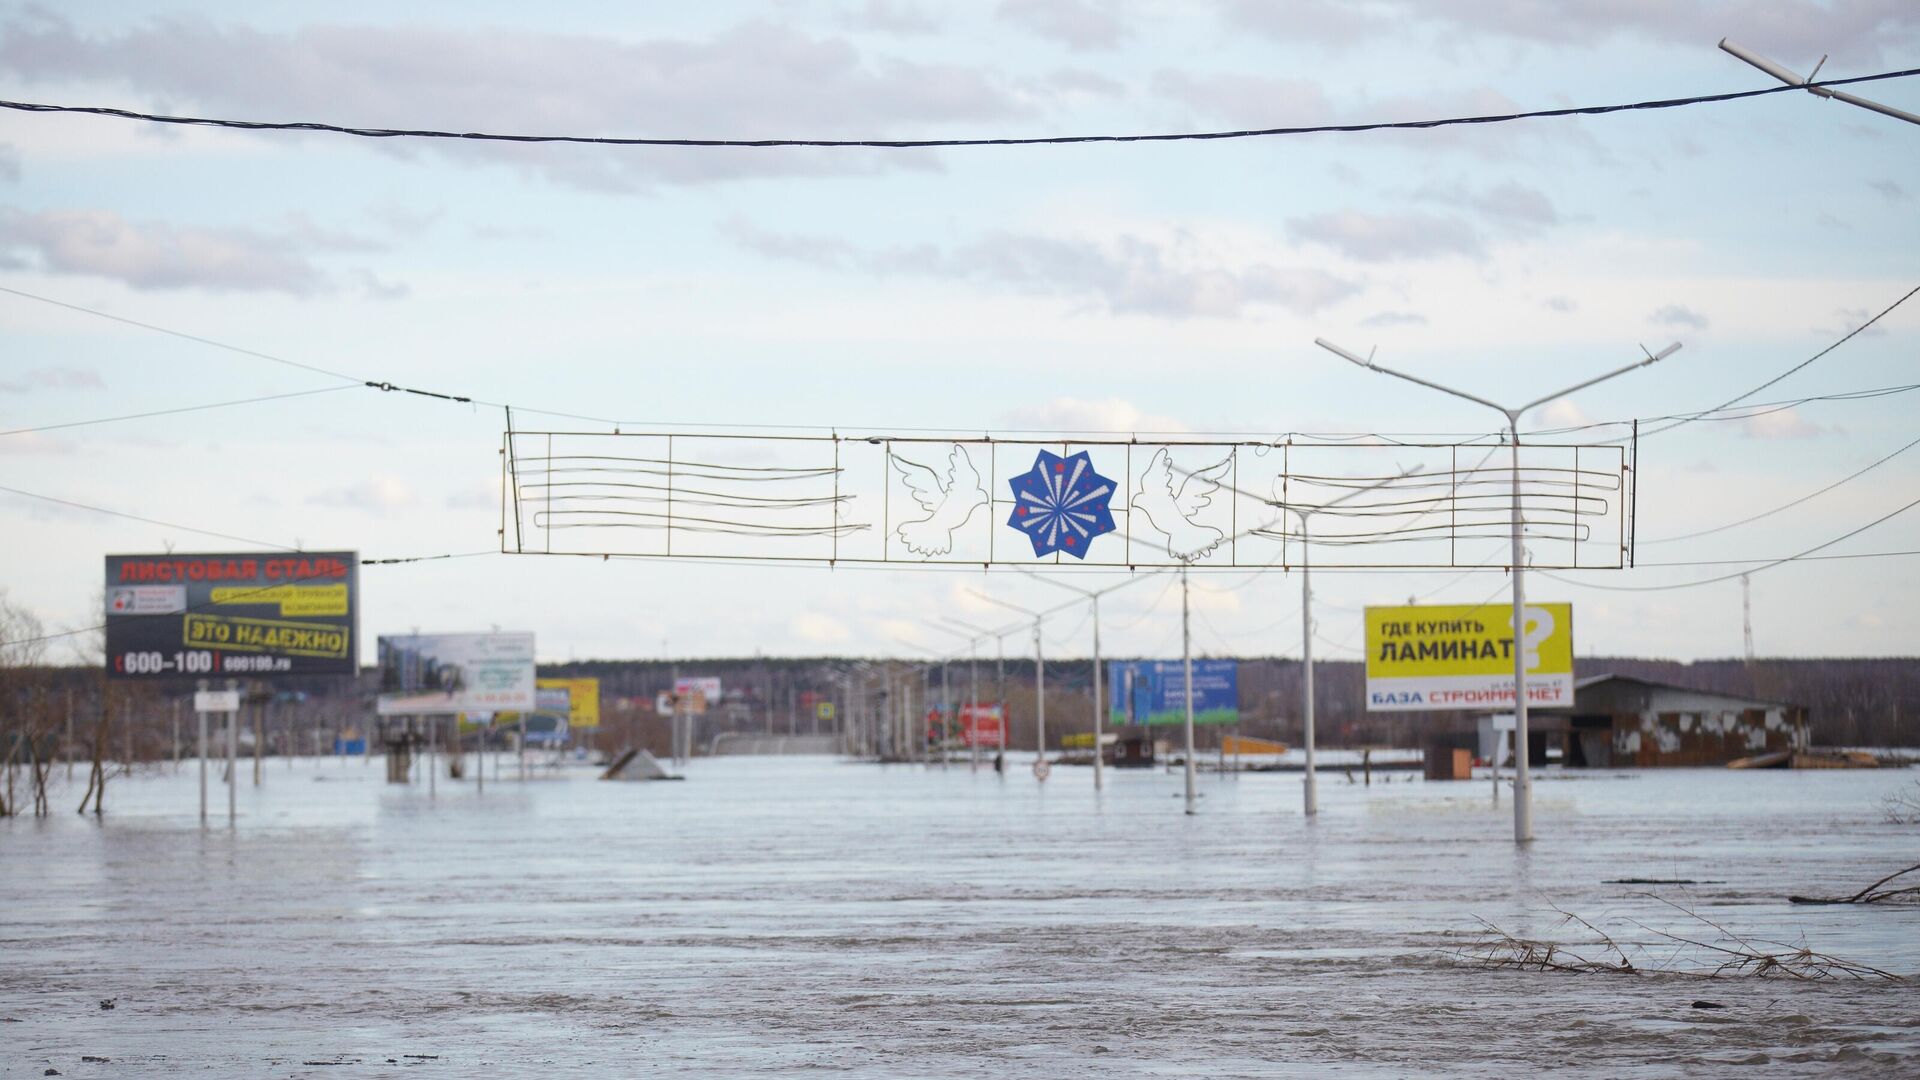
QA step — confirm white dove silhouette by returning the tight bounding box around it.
[1131,448,1231,561]
[892,445,988,557]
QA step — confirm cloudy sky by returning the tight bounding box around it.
[2,0,1916,666]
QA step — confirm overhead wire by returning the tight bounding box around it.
[2,550,498,649]
[1539,490,1920,592]
[2,68,1916,149]
[1640,430,1920,544]
[0,385,363,437]
[1625,284,1919,443]
[4,282,1913,447]
[0,481,298,550]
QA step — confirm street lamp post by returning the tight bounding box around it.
[928,621,991,771]
[945,616,1016,764]
[1281,466,1422,818]
[968,591,1049,780]
[1018,572,1129,793]
[1719,39,1920,127]
[898,639,961,770]
[1315,337,1679,842]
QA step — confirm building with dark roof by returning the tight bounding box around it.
[1545,673,1807,768]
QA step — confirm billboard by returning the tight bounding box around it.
[537,677,601,730]
[1107,661,1239,726]
[673,676,722,714]
[957,704,1005,748]
[104,552,358,679]
[376,633,536,715]
[1363,603,1574,712]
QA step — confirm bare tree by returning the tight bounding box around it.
[0,591,51,817]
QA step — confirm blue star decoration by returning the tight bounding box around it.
[1006,450,1117,559]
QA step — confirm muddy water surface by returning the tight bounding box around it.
[4,755,1918,1077]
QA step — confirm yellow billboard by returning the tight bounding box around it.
[537,677,601,730]
[1364,602,1573,712]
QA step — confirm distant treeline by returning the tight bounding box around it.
[8,656,1917,771]
[529,654,1920,749]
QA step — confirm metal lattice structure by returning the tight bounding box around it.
[502,430,1636,570]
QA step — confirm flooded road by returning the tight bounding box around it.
[5,755,1918,1077]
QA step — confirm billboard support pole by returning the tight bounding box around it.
[252,695,263,788]
[196,680,209,825]
[225,697,237,827]
[1181,566,1197,816]
[1317,337,1679,843]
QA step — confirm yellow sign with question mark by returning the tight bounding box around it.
[1362,602,1574,712]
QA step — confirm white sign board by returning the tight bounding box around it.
[193,689,241,712]
[376,632,537,715]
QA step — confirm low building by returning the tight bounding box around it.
[1551,674,1807,768]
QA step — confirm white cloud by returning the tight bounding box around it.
[790,611,852,645]
[0,431,77,455]
[0,366,105,393]
[728,222,1362,318]
[307,475,416,511]
[842,1,941,35]
[1414,180,1562,230]
[1359,311,1428,328]
[0,208,383,295]
[997,0,1130,50]
[1152,70,1330,125]
[999,396,1188,433]
[1222,0,1920,65]
[1649,303,1709,330]
[1530,397,1594,431]
[1287,210,1484,262]
[1741,407,1824,439]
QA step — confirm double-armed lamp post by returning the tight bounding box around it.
[1315,338,1678,842]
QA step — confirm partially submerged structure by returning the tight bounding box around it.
[1546,674,1807,768]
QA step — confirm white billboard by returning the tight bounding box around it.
[376,632,536,715]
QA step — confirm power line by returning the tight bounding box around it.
[0,479,500,564]
[0,385,361,437]
[1641,430,1920,544]
[0,285,361,384]
[1522,382,1920,438]
[7,282,1914,445]
[1633,548,1920,568]
[0,482,297,549]
[1540,491,1920,592]
[2,550,498,649]
[2,69,1916,149]
[1636,284,1920,441]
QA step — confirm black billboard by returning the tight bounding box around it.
[103,552,359,680]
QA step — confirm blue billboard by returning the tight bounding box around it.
[1107,660,1239,726]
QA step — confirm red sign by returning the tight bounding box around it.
[959,704,1006,749]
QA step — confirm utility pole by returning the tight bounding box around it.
[1742,573,1755,665]
[1319,336,1679,843]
